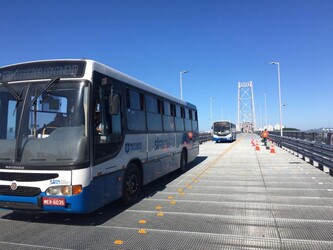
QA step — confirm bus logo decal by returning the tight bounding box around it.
[50,179,61,185]
[125,142,143,153]
[155,138,169,150]
[10,181,18,191]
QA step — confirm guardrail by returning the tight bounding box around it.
[270,134,333,175]
[269,131,333,145]
[199,133,211,144]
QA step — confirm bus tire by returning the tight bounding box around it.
[179,149,188,173]
[122,162,141,206]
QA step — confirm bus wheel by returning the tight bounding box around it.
[179,149,188,173]
[122,163,141,205]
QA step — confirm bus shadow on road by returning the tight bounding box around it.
[1,156,207,226]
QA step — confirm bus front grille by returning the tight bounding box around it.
[0,173,59,182]
[0,185,41,197]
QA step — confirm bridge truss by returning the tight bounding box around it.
[237,81,256,132]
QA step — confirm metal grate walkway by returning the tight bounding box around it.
[106,133,333,249]
[1,133,333,249]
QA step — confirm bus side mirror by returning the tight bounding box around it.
[109,93,120,115]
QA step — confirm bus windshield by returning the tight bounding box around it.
[213,122,230,136]
[0,80,88,166]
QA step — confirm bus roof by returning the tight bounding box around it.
[85,59,196,109]
[0,59,196,110]
[214,121,232,124]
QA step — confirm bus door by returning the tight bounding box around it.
[92,74,124,161]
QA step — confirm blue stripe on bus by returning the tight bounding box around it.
[0,170,125,213]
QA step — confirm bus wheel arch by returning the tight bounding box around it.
[122,160,142,205]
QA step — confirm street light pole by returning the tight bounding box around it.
[210,97,214,128]
[269,61,283,137]
[262,92,268,129]
[180,70,189,100]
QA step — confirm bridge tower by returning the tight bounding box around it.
[237,81,256,132]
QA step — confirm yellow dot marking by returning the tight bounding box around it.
[156,212,165,217]
[177,188,183,192]
[179,192,185,196]
[170,200,177,205]
[138,220,147,224]
[155,205,162,210]
[114,240,124,245]
[167,196,173,200]
[187,185,193,189]
[138,229,147,234]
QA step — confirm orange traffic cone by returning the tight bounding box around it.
[255,141,260,151]
[270,144,276,153]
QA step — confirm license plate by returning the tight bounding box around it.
[42,197,66,206]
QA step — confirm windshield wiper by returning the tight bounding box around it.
[30,78,60,138]
[30,78,60,106]
[1,81,21,101]
[13,88,24,116]
[1,81,24,116]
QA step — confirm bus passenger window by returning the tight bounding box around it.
[126,89,145,131]
[175,105,184,131]
[110,93,121,134]
[184,108,192,131]
[192,110,198,131]
[146,95,162,131]
[163,101,174,131]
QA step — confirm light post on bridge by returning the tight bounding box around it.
[210,96,215,130]
[262,92,268,129]
[269,61,283,137]
[179,70,189,100]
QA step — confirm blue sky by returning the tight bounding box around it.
[1,0,332,131]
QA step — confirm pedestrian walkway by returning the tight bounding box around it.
[106,133,333,249]
[1,133,333,249]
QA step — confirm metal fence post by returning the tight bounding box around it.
[328,133,333,145]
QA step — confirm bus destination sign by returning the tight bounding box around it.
[0,61,86,82]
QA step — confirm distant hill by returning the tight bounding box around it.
[306,128,333,132]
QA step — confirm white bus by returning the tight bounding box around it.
[0,59,199,213]
[212,121,236,142]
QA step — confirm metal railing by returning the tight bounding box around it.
[199,133,212,144]
[269,131,333,145]
[270,134,333,174]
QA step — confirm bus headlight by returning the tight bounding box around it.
[46,185,82,196]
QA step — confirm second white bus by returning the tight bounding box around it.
[212,121,236,142]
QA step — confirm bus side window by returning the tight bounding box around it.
[192,110,198,131]
[96,85,123,137]
[146,95,162,132]
[163,101,174,132]
[110,93,120,115]
[184,108,192,131]
[126,89,146,131]
[109,91,121,134]
[175,105,184,131]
